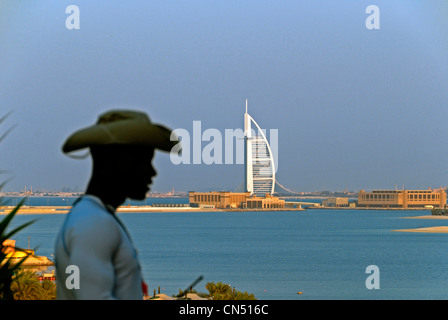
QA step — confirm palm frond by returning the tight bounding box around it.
[3,220,36,242]
[0,199,26,237]
[0,126,16,144]
[0,111,12,126]
[0,112,15,144]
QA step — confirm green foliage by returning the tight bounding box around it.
[40,279,57,300]
[9,269,42,300]
[0,113,37,300]
[205,281,256,300]
[0,199,36,300]
[10,270,56,300]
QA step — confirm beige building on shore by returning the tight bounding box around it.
[1,239,54,266]
[358,188,447,209]
[189,191,250,209]
[322,197,349,207]
[244,194,286,209]
[188,191,285,209]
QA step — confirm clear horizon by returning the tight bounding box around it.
[0,185,445,195]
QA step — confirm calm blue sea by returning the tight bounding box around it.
[4,197,448,300]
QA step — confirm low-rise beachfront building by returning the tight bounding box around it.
[188,191,285,209]
[189,191,250,209]
[1,239,54,266]
[357,188,447,209]
[244,194,285,209]
[322,197,349,207]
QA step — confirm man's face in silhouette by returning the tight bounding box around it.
[91,145,157,200]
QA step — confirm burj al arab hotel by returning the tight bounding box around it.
[244,100,276,197]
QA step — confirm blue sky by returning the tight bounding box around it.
[0,1,447,193]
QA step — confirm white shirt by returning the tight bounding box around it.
[54,195,144,300]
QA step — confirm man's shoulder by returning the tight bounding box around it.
[63,196,122,247]
[67,196,118,229]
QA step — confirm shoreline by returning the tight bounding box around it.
[308,206,432,211]
[393,226,448,233]
[0,204,444,218]
[403,215,448,219]
[395,215,448,233]
[0,205,306,215]
[4,206,448,234]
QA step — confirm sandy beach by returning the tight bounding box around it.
[0,206,70,215]
[404,215,448,220]
[392,215,448,233]
[393,226,448,233]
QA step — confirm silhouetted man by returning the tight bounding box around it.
[54,110,179,299]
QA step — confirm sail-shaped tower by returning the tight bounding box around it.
[244,100,276,197]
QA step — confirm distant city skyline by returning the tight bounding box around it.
[1,1,447,193]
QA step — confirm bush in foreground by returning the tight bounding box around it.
[10,270,56,300]
[205,281,256,300]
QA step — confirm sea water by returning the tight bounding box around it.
[4,199,448,300]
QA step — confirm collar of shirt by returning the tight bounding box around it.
[82,194,116,214]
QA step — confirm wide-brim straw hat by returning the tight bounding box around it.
[62,109,179,154]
